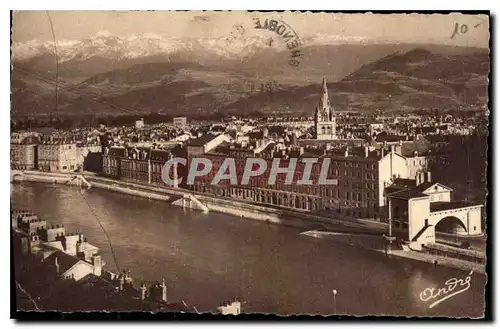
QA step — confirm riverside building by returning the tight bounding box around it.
[187,143,428,221]
[38,139,79,173]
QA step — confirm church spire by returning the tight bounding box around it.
[318,77,332,121]
[314,77,337,140]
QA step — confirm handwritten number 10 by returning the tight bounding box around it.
[451,23,469,39]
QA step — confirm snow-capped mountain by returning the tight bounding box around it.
[13,31,270,63]
[12,31,374,64]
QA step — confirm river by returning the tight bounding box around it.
[11,182,486,317]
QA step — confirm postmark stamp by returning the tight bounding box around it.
[252,17,303,67]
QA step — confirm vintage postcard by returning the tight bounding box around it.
[10,11,490,318]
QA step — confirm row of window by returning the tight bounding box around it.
[104,160,166,174]
[343,181,378,190]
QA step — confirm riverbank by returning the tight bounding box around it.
[12,170,388,233]
[300,230,486,274]
[11,170,486,274]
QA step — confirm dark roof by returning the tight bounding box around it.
[247,131,265,140]
[375,132,401,143]
[392,178,417,187]
[108,147,126,157]
[400,138,431,157]
[78,273,116,291]
[268,126,286,136]
[416,126,438,134]
[387,181,435,199]
[45,249,85,275]
[210,126,226,132]
[430,201,478,212]
[188,134,218,146]
[150,149,171,162]
[326,146,383,161]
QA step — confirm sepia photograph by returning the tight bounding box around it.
[10,10,490,319]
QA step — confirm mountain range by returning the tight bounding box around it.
[11,32,490,118]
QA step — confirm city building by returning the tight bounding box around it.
[135,118,145,129]
[13,210,103,281]
[11,139,38,170]
[102,145,180,185]
[217,301,242,315]
[173,117,187,130]
[186,134,232,157]
[386,173,483,246]
[11,133,40,170]
[38,140,79,172]
[187,142,427,220]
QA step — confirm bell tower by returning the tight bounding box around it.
[314,78,336,140]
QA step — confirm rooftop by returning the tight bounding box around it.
[187,134,219,146]
[430,201,479,212]
[45,249,86,274]
[387,181,435,199]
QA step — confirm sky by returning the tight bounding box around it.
[12,11,490,48]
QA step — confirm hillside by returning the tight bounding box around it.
[11,44,490,117]
[221,47,490,114]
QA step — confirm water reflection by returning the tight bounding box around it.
[11,182,486,317]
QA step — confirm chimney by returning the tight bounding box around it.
[426,171,432,183]
[140,282,147,301]
[161,278,167,302]
[364,146,369,158]
[92,254,102,276]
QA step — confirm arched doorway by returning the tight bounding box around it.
[435,216,468,235]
